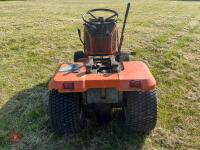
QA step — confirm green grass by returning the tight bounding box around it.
[0,0,200,149]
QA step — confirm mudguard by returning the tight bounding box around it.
[48,61,156,93]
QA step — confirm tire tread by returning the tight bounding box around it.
[125,91,157,132]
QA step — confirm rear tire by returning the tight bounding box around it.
[124,91,157,133]
[48,90,84,135]
[74,51,84,62]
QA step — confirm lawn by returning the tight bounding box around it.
[0,0,200,149]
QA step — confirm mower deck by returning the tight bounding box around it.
[48,61,156,92]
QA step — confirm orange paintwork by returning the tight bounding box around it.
[48,61,156,93]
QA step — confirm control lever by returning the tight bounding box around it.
[77,29,84,45]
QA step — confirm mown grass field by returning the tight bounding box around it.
[0,0,200,149]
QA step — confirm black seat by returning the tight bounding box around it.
[86,22,116,37]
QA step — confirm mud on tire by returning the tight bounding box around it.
[48,90,84,135]
[124,91,157,133]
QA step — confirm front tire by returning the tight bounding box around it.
[94,103,112,125]
[119,52,130,61]
[74,51,84,62]
[124,91,157,133]
[48,91,84,135]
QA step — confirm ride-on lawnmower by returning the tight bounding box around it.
[48,3,157,134]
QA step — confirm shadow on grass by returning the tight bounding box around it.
[0,83,148,149]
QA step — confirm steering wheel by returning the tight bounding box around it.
[82,8,118,25]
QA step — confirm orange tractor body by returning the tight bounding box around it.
[49,61,156,93]
[48,3,157,135]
